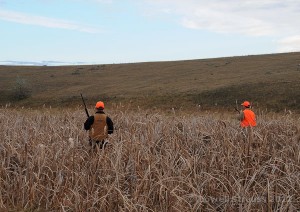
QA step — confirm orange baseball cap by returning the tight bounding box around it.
[95,101,104,109]
[241,101,250,107]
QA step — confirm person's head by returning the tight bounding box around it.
[95,101,105,111]
[241,101,251,108]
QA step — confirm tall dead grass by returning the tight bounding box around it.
[0,106,299,211]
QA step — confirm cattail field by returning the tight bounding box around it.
[0,105,299,211]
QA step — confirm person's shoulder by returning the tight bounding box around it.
[87,115,95,120]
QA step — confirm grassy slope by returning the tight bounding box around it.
[1,52,300,111]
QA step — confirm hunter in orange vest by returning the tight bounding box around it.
[84,101,114,149]
[239,101,257,127]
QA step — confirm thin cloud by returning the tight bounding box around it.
[144,0,300,51]
[145,0,300,36]
[92,0,113,2]
[278,36,300,52]
[0,9,103,33]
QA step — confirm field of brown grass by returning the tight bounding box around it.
[1,106,299,211]
[0,52,300,112]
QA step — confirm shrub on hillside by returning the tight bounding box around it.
[12,76,32,100]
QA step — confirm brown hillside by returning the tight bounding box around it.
[1,52,300,112]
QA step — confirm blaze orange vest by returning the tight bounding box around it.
[241,109,257,127]
[89,113,108,141]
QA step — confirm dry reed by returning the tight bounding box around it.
[0,106,299,211]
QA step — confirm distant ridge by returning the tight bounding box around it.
[0,60,90,66]
[1,52,300,112]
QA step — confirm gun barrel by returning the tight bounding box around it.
[234,106,240,114]
[81,93,90,117]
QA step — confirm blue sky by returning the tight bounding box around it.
[0,0,300,65]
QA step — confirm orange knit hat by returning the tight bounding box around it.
[95,101,104,109]
[241,101,250,107]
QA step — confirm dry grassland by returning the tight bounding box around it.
[1,52,300,111]
[0,106,299,211]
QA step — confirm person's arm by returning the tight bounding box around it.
[84,116,94,130]
[106,116,114,134]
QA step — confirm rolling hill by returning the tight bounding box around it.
[1,52,300,112]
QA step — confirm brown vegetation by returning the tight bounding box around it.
[1,106,299,211]
[0,52,300,112]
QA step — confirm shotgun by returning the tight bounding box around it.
[234,99,240,114]
[80,93,90,118]
[234,106,240,113]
